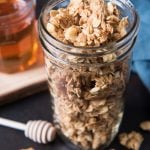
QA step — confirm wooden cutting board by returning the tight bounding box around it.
[0,50,48,105]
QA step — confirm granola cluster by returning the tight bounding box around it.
[46,0,128,46]
[119,131,144,150]
[44,0,130,149]
[140,121,150,131]
[20,148,34,150]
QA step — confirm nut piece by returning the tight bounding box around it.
[92,132,107,149]
[140,121,150,131]
[20,148,34,150]
[47,23,57,34]
[103,54,117,62]
[64,26,80,42]
[119,131,144,150]
[107,2,114,14]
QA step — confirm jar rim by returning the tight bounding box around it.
[39,0,140,55]
[0,0,34,26]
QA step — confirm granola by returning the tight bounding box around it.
[45,51,129,150]
[46,0,128,46]
[140,121,150,131]
[20,148,34,150]
[119,131,144,150]
[44,0,130,149]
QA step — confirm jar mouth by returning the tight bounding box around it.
[0,0,34,27]
[39,0,140,55]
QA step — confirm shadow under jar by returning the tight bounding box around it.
[38,0,140,149]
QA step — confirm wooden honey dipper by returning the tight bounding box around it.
[0,117,56,144]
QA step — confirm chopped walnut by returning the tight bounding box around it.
[64,25,80,43]
[140,121,150,131]
[119,131,144,150]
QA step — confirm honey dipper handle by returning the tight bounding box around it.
[0,117,26,131]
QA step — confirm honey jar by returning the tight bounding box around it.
[0,0,38,73]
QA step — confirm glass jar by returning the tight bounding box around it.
[38,0,140,149]
[0,0,37,73]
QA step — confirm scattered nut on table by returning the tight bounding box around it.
[140,121,150,131]
[20,147,34,150]
[119,131,144,150]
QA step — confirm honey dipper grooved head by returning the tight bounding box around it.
[25,120,56,144]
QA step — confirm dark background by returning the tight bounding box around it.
[0,1,150,150]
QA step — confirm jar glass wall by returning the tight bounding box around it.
[38,0,139,149]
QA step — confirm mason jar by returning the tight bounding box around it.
[38,0,140,149]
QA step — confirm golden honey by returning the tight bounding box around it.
[0,0,38,73]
